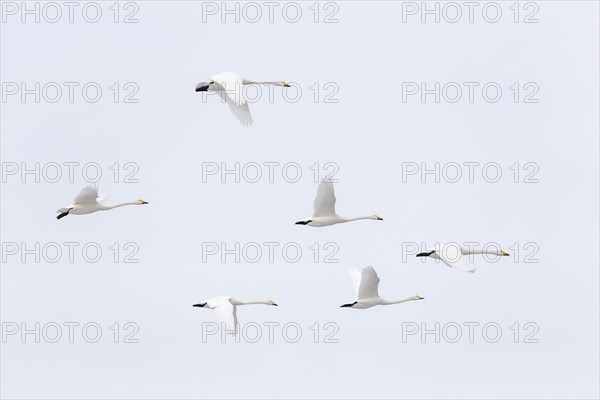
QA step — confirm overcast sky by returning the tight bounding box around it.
[1,1,599,399]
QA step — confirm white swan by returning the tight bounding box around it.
[195,71,290,127]
[340,266,424,309]
[416,243,510,273]
[295,179,383,227]
[56,184,148,220]
[193,296,278,334]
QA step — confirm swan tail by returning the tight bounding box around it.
[56,208,69,213]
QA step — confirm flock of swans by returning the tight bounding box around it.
[55,71,511,334]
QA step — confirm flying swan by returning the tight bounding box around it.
[295,179,383,227]
[416,243,510,273]
[56,184,148,220]
[195,71,290,127]
[340,266,424,309]
[193,296,278,334]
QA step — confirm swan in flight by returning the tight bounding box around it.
[193,296,278,334]
[340,266,424,309]
[56,184,148,220]
[295,179,383,227]
[195,71,290,127]
[416,243,510,273]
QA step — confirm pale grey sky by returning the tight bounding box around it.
[1,1,599,399]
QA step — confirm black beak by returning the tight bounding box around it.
[195,85,209,92]
[142,201,149,204]
[192,303,207,308]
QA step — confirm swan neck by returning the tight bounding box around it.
[105,201,138,210]
[464,248,501,256]
[384,297,418,305]
[343,215,376,222]
[244,79,279,85]
[237,300,271,305]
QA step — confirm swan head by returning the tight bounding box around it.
[137,200,149,205]
[373,215,383,221]
[414,296,425,300]
[281,81,291,87]
[501,251,510,256]
[270,300,278,306]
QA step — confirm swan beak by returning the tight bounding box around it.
[283,82,290,87]
[416,296,425,300]
[502,251,510,256]
[141,201,149,205]
[375,215,383,220]
[192,303,207,308]
[271,301,278,306]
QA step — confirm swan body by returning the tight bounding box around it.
[340,266,424,309]
[56,184,148,220]
[195,71,290,127]
[416,243,509,273]
[295,179,383,227]
[193,296,278,334]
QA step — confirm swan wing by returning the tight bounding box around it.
[351,266,380,300]
[214,90,253,127]
[437,244,474,273]
[210,72,253,127]
[350,269,362,298]
[73,184,100,205]
[212,300,238,333]
[312,179,336,217]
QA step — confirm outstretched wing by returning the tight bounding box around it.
[351,266,380,300]
[212,300,238,334]
[312,179,336,217]
[73,185,100,205]
[437,244,473,273]
[210,71,253,127]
